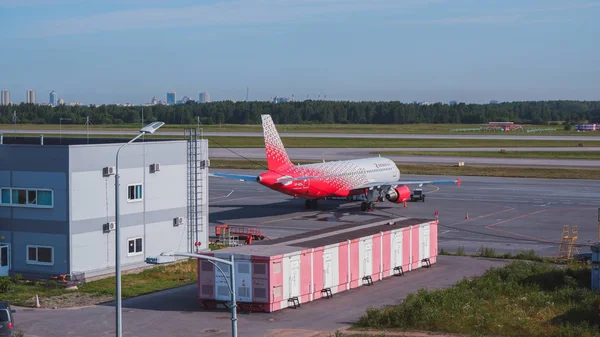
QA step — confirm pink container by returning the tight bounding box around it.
[197,217,438,312]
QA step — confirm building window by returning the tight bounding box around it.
[127,184,143,201]
[26,245,54,265]
[128,237,143,256]
[0,188,53,208]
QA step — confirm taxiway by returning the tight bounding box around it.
[209,147,600,168]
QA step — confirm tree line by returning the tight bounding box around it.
[1,100,600,126]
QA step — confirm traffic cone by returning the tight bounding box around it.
[35,294,40,308]
[465,212,469,220]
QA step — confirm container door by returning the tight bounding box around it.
[252,263,268,303]
[214,261,232,301]
[363,242,372,278]
[323,253,333,289]
[0,245,9,277]
[394,234,402,268]
[421,225,430,266]
[235,261,252,302]
[289,260,300,298]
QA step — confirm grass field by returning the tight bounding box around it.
[6,132,599,148]
[0,259,197,307]
[206,136,600,148]
[376,150,600,160]
[1,122,595,136]
[210,159,600,180]
[351,261,599,337]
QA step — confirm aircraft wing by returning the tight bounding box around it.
[209,172,258,182]
[354,178,461,191]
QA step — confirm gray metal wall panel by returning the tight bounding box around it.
[70,207,187,234]
[69,140,187,173]
[11,232,68,276]
[0,145,69,172]
[0,220,67,235]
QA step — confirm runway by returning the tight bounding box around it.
[209,169,600,257]
[3,127,600,141]
[209,147,600,168]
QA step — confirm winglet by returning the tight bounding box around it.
[262,114,293,171]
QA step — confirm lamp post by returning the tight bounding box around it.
[145,251,238,337]
[115,121,164,337]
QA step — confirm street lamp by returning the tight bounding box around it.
[145,251,238,337]
[115,121,164,337]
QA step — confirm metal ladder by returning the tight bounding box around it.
[185,128,207,253]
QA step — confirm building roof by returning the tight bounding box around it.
[214,216,433,258]
[0,135,185,146]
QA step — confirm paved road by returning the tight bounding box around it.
[209,170,600,257]
[209,147,600,167]
[14,256,508,337]
[3,128,600,140]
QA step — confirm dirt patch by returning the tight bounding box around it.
[21,292,115,309]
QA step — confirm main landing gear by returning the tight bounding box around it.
[361,201,375,212]
[305,199,319,209]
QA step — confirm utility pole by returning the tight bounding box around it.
[12,111,19,138]
[85,116,93,144]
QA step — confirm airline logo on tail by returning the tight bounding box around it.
[262,114,293,171]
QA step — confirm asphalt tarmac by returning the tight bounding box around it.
[209,169,600,257]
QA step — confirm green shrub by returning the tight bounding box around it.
[0,276,14,293]
[12,273,23,283]
[354,261,600,337]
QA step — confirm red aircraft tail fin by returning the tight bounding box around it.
[261,114,293,172]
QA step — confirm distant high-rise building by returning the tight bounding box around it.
[449,100,457,105]
[1,89,9,105]
[273,96,292,103]
[489,100,499,104]
[58,98,65,105]
[198,92,211,103]
[49,91,58,106]
[27,90,36,104]
[167,92,176,105]
[151,96,159,105]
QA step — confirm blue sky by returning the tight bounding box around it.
[1,0,599,104]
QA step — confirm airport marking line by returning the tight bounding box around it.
[260,211,323,224]
[449,207,516,227]
[482,206,599,244]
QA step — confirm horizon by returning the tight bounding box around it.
[1,0,599,105]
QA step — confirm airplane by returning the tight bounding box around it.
[210,114,460,212]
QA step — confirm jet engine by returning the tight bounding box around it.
[385,185,411,203]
